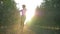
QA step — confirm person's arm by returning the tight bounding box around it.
[20,10,22,12]
[19,9,23,12]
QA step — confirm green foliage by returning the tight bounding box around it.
[30,0,60,34]
[32,0,60,26]
[42,0,60,26]
[0,0,20,34]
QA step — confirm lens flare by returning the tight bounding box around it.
[24,9,35,24]
[14,0,43,24]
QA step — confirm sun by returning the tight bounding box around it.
[14,0,43,24]
[24,9,35,24]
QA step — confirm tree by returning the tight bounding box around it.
[42,0,60,26]
[29,0,60,34]
[0,0,20,34]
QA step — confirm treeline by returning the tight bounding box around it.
[31,0,60,27]
[0,0,20,34]
[29,0,60,34]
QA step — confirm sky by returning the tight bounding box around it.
[14,0,43,10]
[14,0,43,24]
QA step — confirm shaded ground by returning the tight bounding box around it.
[23,24,60,34]
[23,25,36,34]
